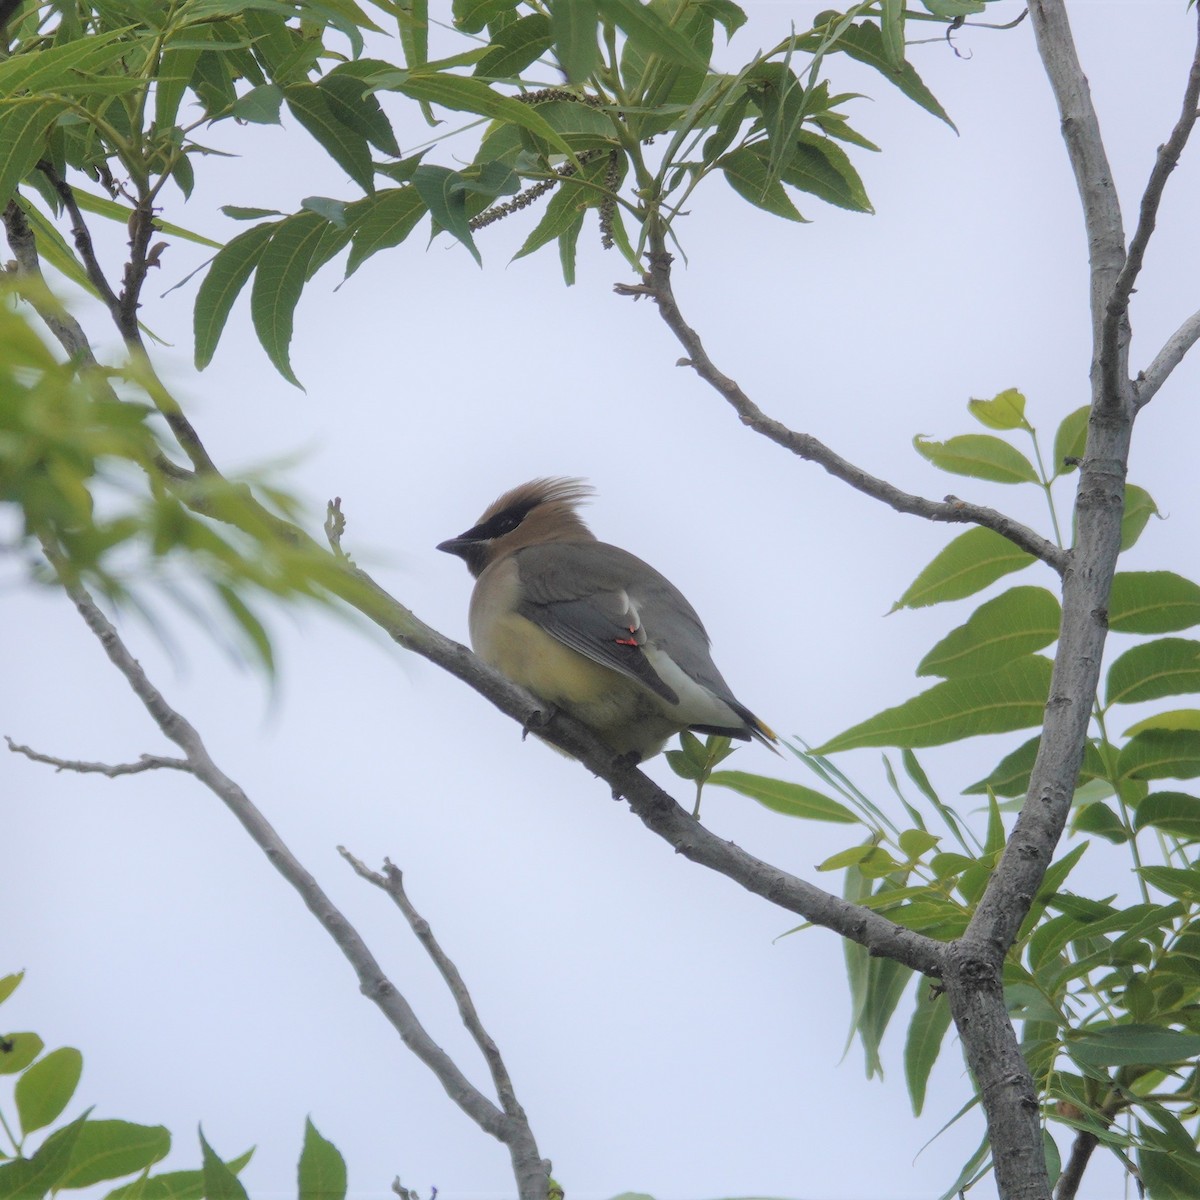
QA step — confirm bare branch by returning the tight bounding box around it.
[1135,305,1200,408]
[49,564,552,1195]
[1026,1,1127,405]
[3,200,108,374]
[615,242,1067,573]
[6,738,189,776]
[1102,6,1200,408]
[340,852,537,1152]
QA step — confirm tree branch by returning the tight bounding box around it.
[615,241,1067,574]
[5,738,189,776]
[339,852,548,1196]
[1101,5,1200,410]
[32,564,551,1196]
[1135,304,1200,408]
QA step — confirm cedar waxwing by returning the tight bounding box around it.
[437,478,777,762]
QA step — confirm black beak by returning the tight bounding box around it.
[436,534,476,559]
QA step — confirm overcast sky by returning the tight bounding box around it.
[6,3,1200,1198]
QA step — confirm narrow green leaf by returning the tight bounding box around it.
[0,1032,43,1075]
[198,1131,249,1200]
[250,212,337,386]
[1134,792,1200,839]
[893,526,1035,610]
[452,0,514,33]
[918,586,1061,679]
[967,388,1028,432]
[369,71,576,160]
[0,30,131,94]
[0,1109,91,1200]
[194,221,279,369]
[551,0,598,82]
[880,0,905,66]
[284,85,374,193]
[1118,728,1200,782]
[905,986,952,1116]
[70,188,223,248]
[154,43,203,132]
[16,1046,83,1135]
[474,12,553,78]
[0,99,68,208]
[707,770,858,822]
[817,655,1053,753]
[719,143,805,222]
[59,1121,171,1189]
[0,973,22,1006]
[1121,484,1159,552]
[596,0,710,72]
[104,1149,254,1200]
[1139,865,1200,902]
[779,131,872,212]
[857,957,912,1078]
[229,83,285,124]
[1071,800,1127,843]
[297,1118,346,1200]
[1106,639,1200,707]
[397,0,429,68]
[344,187,426,276]
[830,20,954,128]
[412,164,481,265]
[512,182,588,261]
[317,74,401,157]
[1109,571,1200,634]
[913,433,1039,484]
[965,735,1105,797]
[1070,1024,1200,1068]
[1123,709,1200,737]
[1052,404,1089,475]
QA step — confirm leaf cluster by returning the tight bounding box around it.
[0,970,348,1200]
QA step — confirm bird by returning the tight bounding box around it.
[437,477,777,762]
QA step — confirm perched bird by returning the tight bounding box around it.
[437,478,777,761]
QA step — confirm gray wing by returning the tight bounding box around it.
[513,541,694,705]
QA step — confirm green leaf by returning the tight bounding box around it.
[1052,404,1089,474]
[0,29,133,94]
[194,221,279,369]
[551,0,599,82]
[719,143,806,222]
[913,433,1039,484]
[412,164,481,265]
[1109,571,1200,634]
[297,1118,346,1200]
[344,187,426,276]
[918,586,1061,679]
[893,526,1035,610]
[596,0,710,72]
[369,71,576,160]
[1118,728,1200,782]
[817,655,1053,753]
[856,956,912,1078]
[707,770,857,822]
[779,131,872,212]
[1123,709,1200,737]
[905,986,952,1116]
[230,83,285,124]
[16,1046,83,1136]
[0,973,22,1006]
[453,0,514,33]
[105,1149,254,1200]
[0,99,68,208]
[397,0,429,70]
[0,1109,91,1200]
[1105,639,1200,707]
[1121,484,1159,552]
[284,85,375,193]
[1138,865,1200,903]
[317,74,401,158]
[198,1131,249,1200]
[827,20,954,128]
[250,212,342,386]
[965,736,1105,797]
[474,12,553,78]
[1071,800,1127,843]
[59,1121,171,1189]
[967,388,1029,432]
[1070,1024,1200,1068]
[1134,792,1200,839]
[0,1032,43,1075]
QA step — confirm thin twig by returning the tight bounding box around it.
[1101,5,1200,409]
[340,852,534,1135]
[6,738,189,776]
[616,240,1067,573]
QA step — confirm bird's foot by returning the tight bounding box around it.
[521,703,558,741]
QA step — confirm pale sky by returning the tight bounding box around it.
[5,3,1200,1198]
